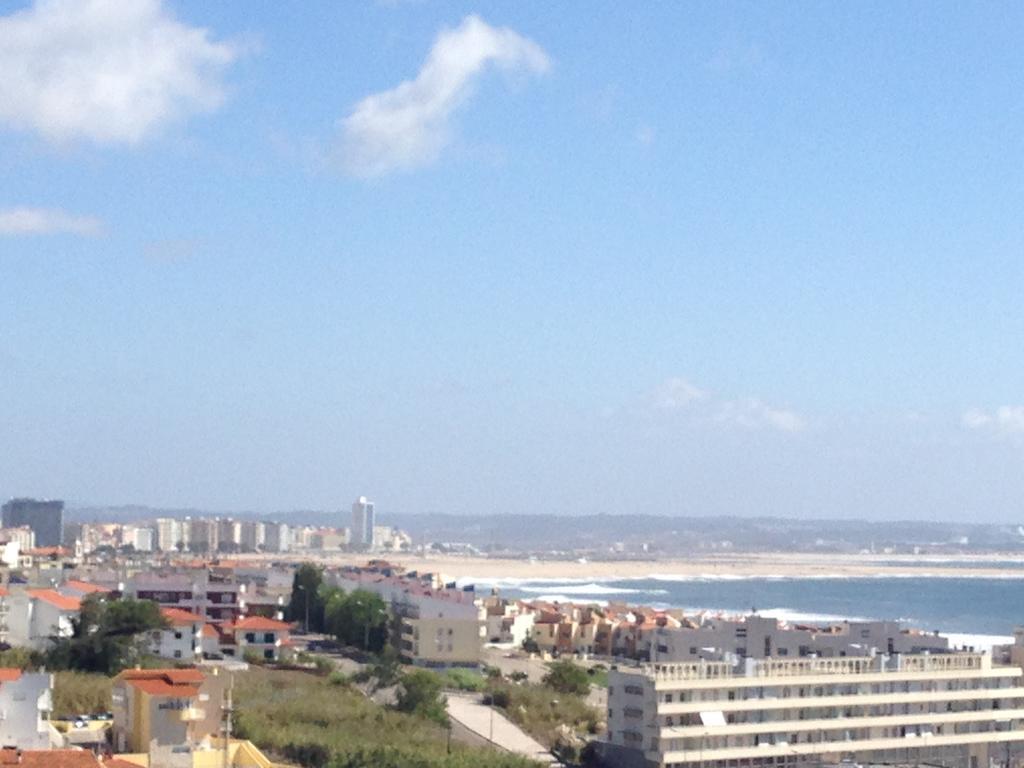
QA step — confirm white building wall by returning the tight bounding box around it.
[0,672,55,749]
[150,624,202,662]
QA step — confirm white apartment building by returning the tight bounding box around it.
[217,518,241,552]
[604,652,1024,768]
[150,607,206,662]
[155,517,189,552]
[239,520,265,552]
[330,566,485,666]
[650,615,950,663]
[0,670,57,749]
[263,522,291,553]
[6,589,81,650]
[351,496,375,549]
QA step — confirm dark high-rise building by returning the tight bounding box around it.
[1,498,64,547]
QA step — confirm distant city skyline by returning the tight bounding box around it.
[3,2,1023,521]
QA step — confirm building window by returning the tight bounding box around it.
[245,632,256,642]
[174,650,181,659]
[263,632,274,643]
[264,649,274,660]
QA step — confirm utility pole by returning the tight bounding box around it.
[222,674,234,768]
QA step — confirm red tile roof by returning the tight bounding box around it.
[63,580,111,595]
[224,616,292,632]
[25,546,71,558]
[0,669,22,682]
[117,668,204,698]
[161,607,206,625]
[27,589,82,611]
[0,749,100,766]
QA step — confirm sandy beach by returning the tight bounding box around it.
[265,551,1024,582]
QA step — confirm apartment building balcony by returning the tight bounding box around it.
[179,707,205,721]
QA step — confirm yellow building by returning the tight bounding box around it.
[400,615,484,666]
[605,652,1024,768]
[111,668,227,754]
[108,738,281,768]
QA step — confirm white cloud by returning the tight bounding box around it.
[651,378,805,433]
[0,0,239,144]
[0,206,103,236]
[963,406,1024,434]
[635,124,656,146]
[338,15,549,177]
[717,397,806,433]
[654,377,708,410]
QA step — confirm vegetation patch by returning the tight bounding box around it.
[233,665,540,768]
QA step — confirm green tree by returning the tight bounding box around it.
[46,595,167,675]
[288,562,326,632]
[542,660,591,696]
[324,589,389,652]
[395,669,448,726]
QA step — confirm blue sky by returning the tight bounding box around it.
[2,1,1023,520]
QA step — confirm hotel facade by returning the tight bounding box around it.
[604,652,1024,768]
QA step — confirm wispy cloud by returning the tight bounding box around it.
[717,397,805,433]
[962,406,1024,434]
[635,124,656,146]
[652,377,805,433]
[653,377,708,410]
[0,207,103,236]
[338,15,549,177]
[0,0,241,144]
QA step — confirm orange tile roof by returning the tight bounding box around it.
[119,668,205,683]
[0,749,100,766]
[27,589,81,611]
[117,668,204,698]
[161,607,206,625]
[202,624,218,638]
[102,760,141,768]
[25,546,71,557]
[64,580,111,595]
[225,616,292,631]
[0,669,22,682]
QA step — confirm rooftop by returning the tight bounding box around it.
[27,589,82,611]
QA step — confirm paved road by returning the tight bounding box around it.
[446,692,560,765]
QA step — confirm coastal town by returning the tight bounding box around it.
[0,497,1021,768]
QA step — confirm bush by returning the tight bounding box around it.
[53,671,112,719]
[233,666,535,768]
[328,671,352,687]
[442,668,485,692]
[284,742,332,767]
[0,646,42,670]
[485,680,600,748]
[395,670,448,726]
[542,660,590,696]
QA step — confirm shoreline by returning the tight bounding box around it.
[245,551,1024,581]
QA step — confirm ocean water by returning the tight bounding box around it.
[465,575,1024,638]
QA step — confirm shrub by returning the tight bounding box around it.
[328,671,352,687]
[395,670,448,726]
[53,671,112,719]
[284,741,331,767]
[542,660,590,696]
[442,668,485,692]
